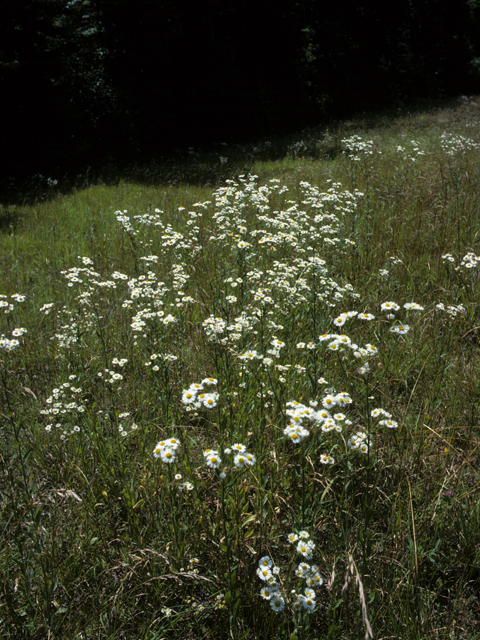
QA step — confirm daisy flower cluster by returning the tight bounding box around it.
[52,304,97,349]
[0,293,25,314]
[112,357,128,367]
[115,211,138,236]
[203,313,259,345]
[256,556,284,610]
[460,252,480,269]
[172,474,193,491]
[347,431,372,454]
[97,360,127,385]
[181,378,219,411]
[202,316,227,341]
[403,302,424,311]
[342,135,380,161]
[440,132,479,156]
[379,301,425,334]
[153,437,181,463]
[238,348,262,361]
[338,310,375,324]
[132,200,206,256]
[381,301,424,315]
[435,303,466,318]
[204,443,256,474]
[223,443,256,469]
[319,453,335,464]
[284,394,353,450]
[210,176,362,291]
[61,262,103,288]
[117,413,139,438]
[40,375,85,419]
[44,423,81,438]
[319,331,378,357]
[0,328,27,351]
[284,401,318,443]
[40,302,54,315]
[380,301,400,312]
[67,255,190,345]
[0,336,19,351]
[144,353,178,371]
[229,313,259,345]
[371,407,398,429]
[443,251,480,271]
[257,532,323,615]
[127,271,174,333]
[289,530,316,560]
[396,140,425,162]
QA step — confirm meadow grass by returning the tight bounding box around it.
[1,96,480,640]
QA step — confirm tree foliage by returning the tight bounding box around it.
[1,0,479,173]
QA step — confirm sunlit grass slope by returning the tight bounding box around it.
[1,96,480,640]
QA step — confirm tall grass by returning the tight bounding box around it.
[1,96,480,640]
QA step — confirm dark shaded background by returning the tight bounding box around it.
[2,0,480,179]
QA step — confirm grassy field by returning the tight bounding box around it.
[1,96,480,640]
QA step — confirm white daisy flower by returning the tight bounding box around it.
[316,409,331,421]
[381,302,400,311]
[206,453,222,468]
[302,596,316,612]
[321,418,336,432]
[200,393,218,408]
[284,425,309,443]
[160,448,176,463]
[390,325,410,334]
[203,448,219,457]
[245,453,256,466]
[297,539,315,558]
[182,390,197,404]
[311,572,323,586]
[296,562,310,577]
[260,587,272,600]
[270,595,285,612]
[259,556,272,569]
[327,340,340,351]
[322,395,336,409]
[403,303,424,310]
[379,419,398,428]
[257,567,273,581]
